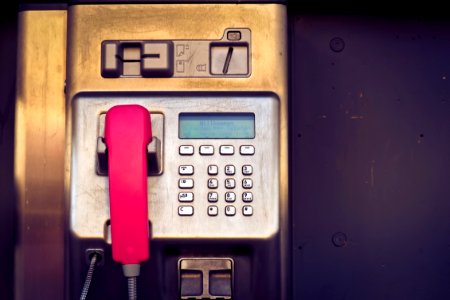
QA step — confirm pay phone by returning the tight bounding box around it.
[15,2,288,300]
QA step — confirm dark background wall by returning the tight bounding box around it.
[0,3,18,300]
[1,2,450,300]
[290,15,450,300]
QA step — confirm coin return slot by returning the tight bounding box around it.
[209,270,232,297]
[180,271,203,297]
[179,258,233,300]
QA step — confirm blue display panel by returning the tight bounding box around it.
[179,113,255,139]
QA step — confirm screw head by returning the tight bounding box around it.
[332,232,348,247]
[330,37,345,53]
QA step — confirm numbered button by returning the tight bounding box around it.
[208,205,218,216]
[178,206,194,216]
[242,192,253,202]
[242,165,253,175]
[178,192,194,202]
[200,145,214,155]
[208,165,218,175]
[225,205,236,216]
[208,192,218,202]
[240,145,255,155]
[208,178,218,189]
[179,145,194,155]
[242,178,253,189]
[225,192,236,202]
[225,178,236,189]
[179,179,194,189]
[179,165,194,175]
[225,165,235,175]
[243,205,253,216]
[220,145,234,155]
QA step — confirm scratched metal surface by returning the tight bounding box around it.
[291,16,450,299]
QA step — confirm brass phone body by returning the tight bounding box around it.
[15,4,288,300]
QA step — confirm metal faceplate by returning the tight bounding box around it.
[70,94,279,240]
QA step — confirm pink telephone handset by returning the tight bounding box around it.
[104,105,151,278]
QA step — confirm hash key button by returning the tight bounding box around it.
[243,205,253,216]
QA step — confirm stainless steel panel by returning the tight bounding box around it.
[70,94,279,240]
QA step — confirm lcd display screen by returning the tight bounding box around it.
[179,113,255,139]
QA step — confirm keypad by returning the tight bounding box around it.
[225,205,236,216]
[240,145,255,155]
[225,192,236,202]
[220,145,234,155]
[179,192,194,202]
[208,192,218,202]
[208,178,218,189]
[242,165,253,175]
[225,178,236,189]
[242,205,253,216]
[199,145,214,155]
[242,178,253,189]
[242,192,253,202]
[179,179,194,189]
[225,165,235,175]
[179,145,194,155]
[179,165,194,175]
[208,205,218,216]
[208,165,218,175]
[178,206,194,216]
[178,144,255,217]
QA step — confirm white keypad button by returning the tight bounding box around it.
[242,165,253,175]
[178,192,194,202]
[225,192,236,202]
[208,205,218,216]
[179,145,194,155]
[179,165,194,175]
[242,192,253,202]
[225,165,235,175]
[199,145,214,155]
[242,205,253,216]
[220,145,234,155]
[208,178,218,189]
[178,205,194,216]
[240,145,255,155]
[225,178,236,189]
[179,179,194,189]
[225,205,236,216]
[242,178,253,189]
[208,192,218,202]
[208,165,218,175]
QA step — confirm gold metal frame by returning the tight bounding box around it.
[15,9,67,300]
